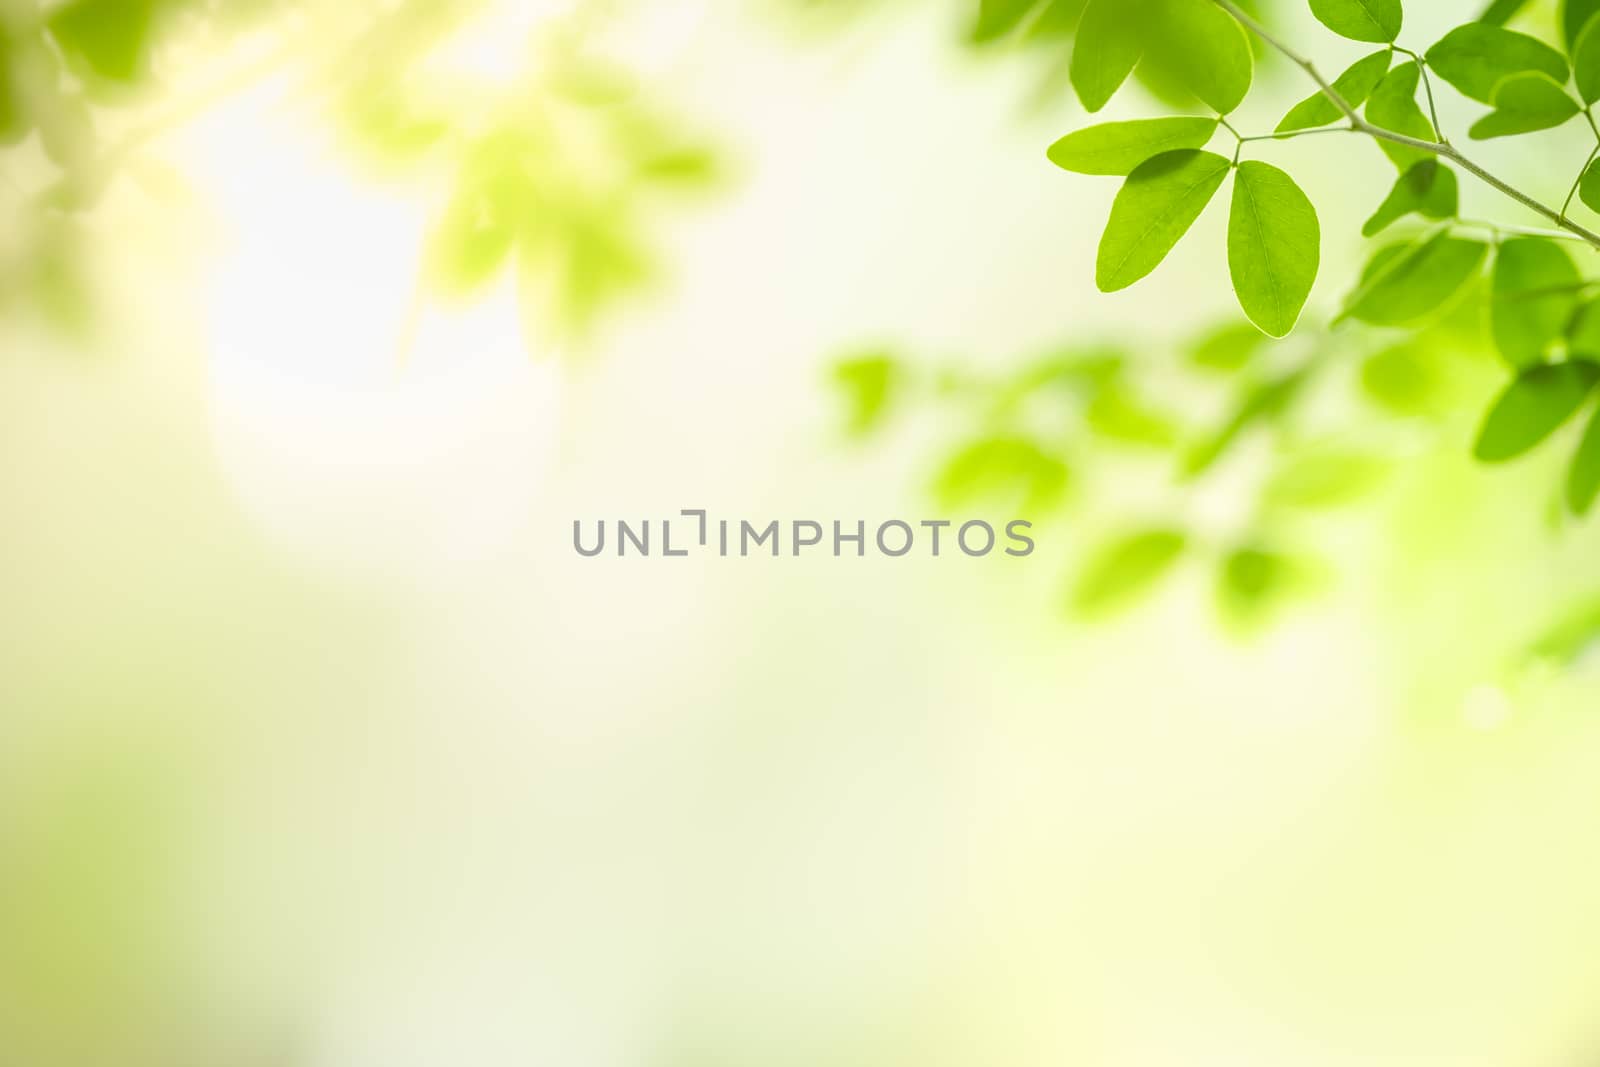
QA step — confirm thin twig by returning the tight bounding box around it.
[1211,0,1600,251]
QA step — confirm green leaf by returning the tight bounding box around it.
[1309,0,1403,43]
[1473,361,1600,462]
[972,0,1047,42]
[1277,50,1391,132]
[1362,160,1458,237]
[831,351,901,438]
[1047,117,1218,176]
[1085,386,1180,447]
[1343,233,1488,326]
[48,0,157,84]
[1581,158,1600,213]
[1265,452,1388,509]
[1491,238,1582,368]
[1362,342,1440,414]
[1575,14,1600,103]
[1181,369,1309,477]
[1567,0,1600,50]
[1227,161,1320,338]
[1217,546,1306,631]
[1567,405,1600,514]
[1096,149,1231,293]
[1569,299,1600,356]
[1365,62,1436,169]
[935,436,1070,511]
[1425,24,1569,105]
[1070,0,1145,112]
[1479,0,1533,27]
[1141,0,1254,114]
[1468,72,1580,139]
[1189,321,1269,371]
[1072,529,1187,618]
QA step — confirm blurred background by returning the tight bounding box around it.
[7,0,1600,1064]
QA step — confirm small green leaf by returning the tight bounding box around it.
[1425,24,1569,104]
[1362,343,1440,415]
[1072,529,1187,618]
[1567,405,1600,514]
[1277,50,1391,132]
[935,436,1070,511]
[1468,72,1580,139]
[1047,117,1218,176]
[831,351,901,438]
[1343,233,1489,326]
[1362,161,1458,237]
[1365,62,1436,169]
[1070,0,1145,112]
[1473,361,1600,463]
[1309,0,1403,43]
[1217,546,1306,631]
[1096,149,1231,293]
[1085,386,1180,447]
[1581,158,1600,214]
[1265,452,1388,510]
[1141,0,1254,114]
[1227,161,1320,338]
[1491,238,1582,368]
[1567,0,1600,50]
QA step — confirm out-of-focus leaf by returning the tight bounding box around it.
[1189,321,1269,372]
[1566,405,1600,514]
[1096,149,1231,292]
[1582,158,1600,214]
[1070,0,1145,112]
[1309,0,1402,43]
[1182,368,1309,477]
[1227,160,1320,338]
[1217,545,1305,631]
[1568,298,1600,355]
[1342,232,1488,326]
[831,351,901,438]
[935,435,1070,511]
[1364,62,1436,169]
[972,0,1048,42]
[1142,0,1254,114]
[341,83,452,162]
[1478,0,1531,28]
[1425,23,1569,104]
[1469,72,1579,139]
[0,33,30,145]
[1473,361,1600,462]
[1277,49,1391,132]
[48,0,158,84]
[1071,529,1186,618]
[1265,451,1388,509]
[1362,161,1458,237]
[1047,117,1218,176]
[1362,342,1440,414]
[1085,386,1179,447]
[1491,237,1581,368]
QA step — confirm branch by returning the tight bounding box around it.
[1211,0,1600,252]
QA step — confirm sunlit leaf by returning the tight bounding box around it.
[1491,238,1582,368]
[935,435,1070,510]
[1048,117,1218,176]
[1070,0,1145,112]
[1425,23,1569,104]
[972,0,1048,41]
[1469,72,1580,139]
[1342,233,1488,326]
[1227,160,1320,337]
[1364,62,1435,169]
[1189,321,1269,372]
[1473,361,1600,462]
[1362,160,1457,236]
[1142,0,1253,115]
[1361,342,1440,414]
[1277,49,1391,132]
[1265,451,1388,509]
[1096,149,1231,293]
[1072,529,1187,618]
[1085,386,1180,447]
[1309,0,1402,43]
[1217,545,1305,631]
[831,351,902,438]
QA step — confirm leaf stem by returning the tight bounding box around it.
[1394,47,1444,143]
[1209,0,1600,252]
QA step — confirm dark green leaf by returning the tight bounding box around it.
[1491,238,1582,368]
[1473,361,1600,462]
[1567,404,1600,514]
[1072,529,1187,617]
[1478,0,1531,26]
[1096,149,1232,292]
[1365,62,1436,169]
[972,0,1047,42]
[1309,0,1403,43]
[1343,233,1488,326]
[1070,0,1145,112]
[48,0,156,84]
[1047,117,1218,176]
[1227,161,1320,337]
[1576,14,1600,102]
[1567,0,1600,50]
[1468,72,1580,139]
[1277,50,1391,132]
[1362,160,1458,237]
[1581,158,1600,214]
[1425,23,1569,104]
